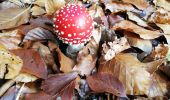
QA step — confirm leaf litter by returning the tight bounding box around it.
[0,0,170,100]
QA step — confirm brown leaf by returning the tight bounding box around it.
[22,27,56,43]
[41,72,78,96]
[0,7,30,30]
[56,46,75,73]
[10,49,48,79]
[148,8,170,24]
[127,36,152,54]
[101,37,130,61]
[0,30,23,50]
[73,39,98,76]
[105,1,142,14]
[18,16,53,35]
[25,91,53,100]
[87,73,126,97]
[112,20,163,39]
[122,0,149,10]
[99,53,165,96]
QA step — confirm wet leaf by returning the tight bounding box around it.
[87,73,126,97]
[0,7,30,30]
[41,72,78,96]
[0,44,23,79]
[112,20,163,39]
[11,49,48,79]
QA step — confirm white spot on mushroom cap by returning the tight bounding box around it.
[64,26,67,28]
[68,34,72,37]
[61,31,64,35]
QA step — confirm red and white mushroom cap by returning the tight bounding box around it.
[53,4,93,45]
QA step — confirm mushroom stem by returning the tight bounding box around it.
[66,43,84,59]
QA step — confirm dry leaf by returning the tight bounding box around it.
[0,29,23,50]
[127,36,152,54]
[56,46,75,73]
[112,20,163,39]
[22,27,56,43]
[11,49,48,79]
[32,42,59,72]
[33,0,47,7]
[154,0,170,11]
[127,12,148,27]
[31,6,46,16]
[45,0,55,15]
[0,44,23,79]
[73,39,98,76]
[149,8,170,24]
[15,73,37,83]
[18,16,53,35]
[25,92,52,100]
[122,0,149,10]
[87,73,126,97]
[0,86,19,100]
[0,1,19,10]
[0,7,30,30]
[9,0,24,7]
[41,72,78,96]
[53,0,66,10]
[102,37,130,61]
[105,1,142,14]
[99,53,165,96]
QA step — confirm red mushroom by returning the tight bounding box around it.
[53,4,93,58]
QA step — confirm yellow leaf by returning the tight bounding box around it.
[0,44,23,79]
[31,6,46,16]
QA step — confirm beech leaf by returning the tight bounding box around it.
[112,20,163,39]
[0,44,23,79]
[10,49,48,79]
[41,72,78,96]
[0,7,30,30]
[22,27,56,43]
[87,73,126,97]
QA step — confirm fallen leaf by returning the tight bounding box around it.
[9,0,24,7]
[122,0,149,10]
[105,1,142,14]
[15,73,37,83]
[127,36,152,54]
[31,6,46,16]
[41,72,78,96]
[0,7,30,30]
[56,46,75,73]
[154,0,170,11]
[45,0,55,15]
[11,49,48,79]
[0,86,19,100]
[18,15,53,35]
[53,0,66,10]
[112,20,163,39]
[73,39,98,76]
[22,27,56,43]
[32,42,59,72]
[101,37,130,61]
[127,12,148,27]
[148,8,170,24]
[0,1,19,10]
[156,24,170,43]
[87,73,126,97]
[33,0,47,7]
[0,80,15,97]
[99,53,165,96]
[0,44,23,79]
[25,91,52,100]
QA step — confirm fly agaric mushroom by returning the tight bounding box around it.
[53,4,93,58]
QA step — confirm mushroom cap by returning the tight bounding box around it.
[53,4,93,45]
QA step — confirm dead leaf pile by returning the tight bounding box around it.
[0,0,170,100]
